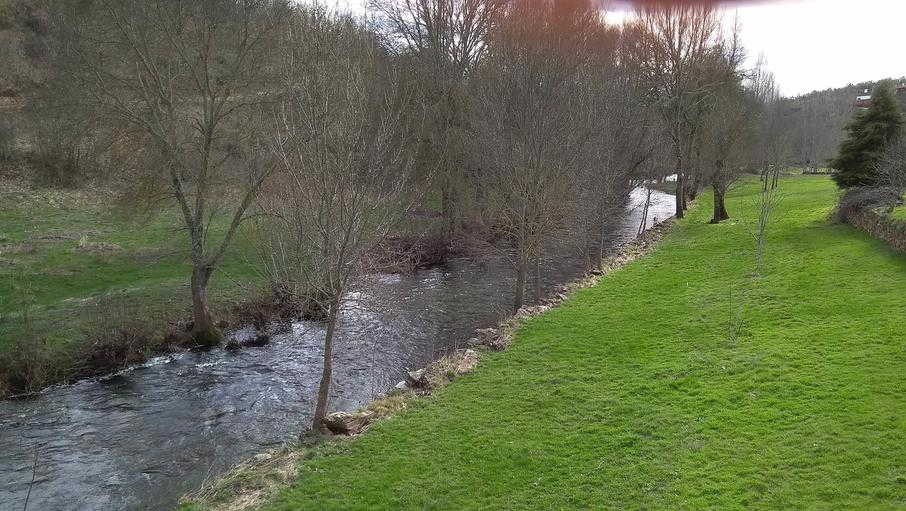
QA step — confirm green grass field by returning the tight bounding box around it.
[888,203,906,222]
[0,181,261,352]
[258,176,906,510]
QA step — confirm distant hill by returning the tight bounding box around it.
[782,78,906,167]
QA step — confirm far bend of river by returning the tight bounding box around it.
[0,188,674,511]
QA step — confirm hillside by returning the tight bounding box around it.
[784,78,906,167]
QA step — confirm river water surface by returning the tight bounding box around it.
[0,188,673,510]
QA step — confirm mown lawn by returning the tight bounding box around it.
[264,176,906,510]
[889,203,906,222]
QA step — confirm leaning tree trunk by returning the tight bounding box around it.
[190,264,220,346]
[710,182,730,224]
[675,171,685,219]
[595,225,606,270]
[590,195,607,270]
[638,185,652,236]
[312,296,339,432]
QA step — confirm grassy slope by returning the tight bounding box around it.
[0,183,260,350]
[265,176,906,510]
[889,204,906,222]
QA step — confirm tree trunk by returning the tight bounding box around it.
[710,183,730,224]
[514,259,526,312]
[532,254,542,303]
[683,172,693,211]
[688,173,699,202]
[595,226,606,269]
[638,186,652,235]
[190,264,220,346]
[592,195,607,269]
[311,297,339,433]
[675,171,685,219]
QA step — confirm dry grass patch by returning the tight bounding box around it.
[180,448,304,511]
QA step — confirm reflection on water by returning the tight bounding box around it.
[0,189,673,510]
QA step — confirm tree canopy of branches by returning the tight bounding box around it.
[578,22,659,265]
[370,0,507,237]
[471,0,603,310]
[263,8,420,432]
[632,2,723,219]
[62,0,291,344]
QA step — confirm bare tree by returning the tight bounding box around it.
[698,29,750,224]
[753,165,782,276]
[472,0,599,310]
[369,0,507,238]
[749,60,792,178]
[62,0,289,344]
[632,2,723,219]
[578,21,659,267]
[263,8,420,432]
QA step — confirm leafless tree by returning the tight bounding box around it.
[262,8,420,432]
[698,29,749,224]
[472,0,599,310]
[753,165,782,276]
[632,2,723,219]
[578,21,659,267]
[748,61,792,179]
[370,0,507,237]
[62,0,289,344]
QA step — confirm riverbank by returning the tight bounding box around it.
[180,213,677,511]
[191,175,906,510]
[0,175,264,397]
[0,183,674,510]
[0,172,454,398]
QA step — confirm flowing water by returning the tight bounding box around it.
[0,189,674,511]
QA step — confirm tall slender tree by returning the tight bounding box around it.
[473,0,599,310]
[264,8,419,432]
[633,2,722,219]
[370,0,506,238]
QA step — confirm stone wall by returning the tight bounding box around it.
[840,206,906,253]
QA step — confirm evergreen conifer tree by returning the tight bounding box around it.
[831,84,903,188]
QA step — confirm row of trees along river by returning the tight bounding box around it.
[0,1,791,509]
[12,0,789,428]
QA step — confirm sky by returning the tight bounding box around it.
[611,0,906,97]
[328,0,906,97]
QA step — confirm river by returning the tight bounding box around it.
[0,188,674,510]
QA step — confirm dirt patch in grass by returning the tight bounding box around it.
[73,240,122,254]
[0,242,35,255]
